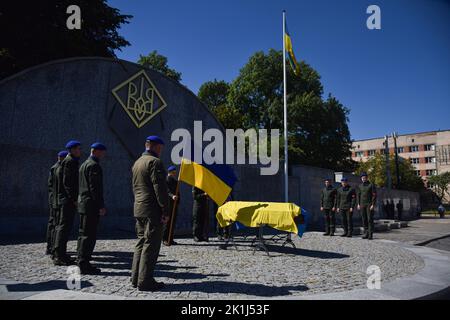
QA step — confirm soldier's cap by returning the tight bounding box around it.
[360,172,368,177]
[91,142,107,150]
[146,135,165,145]
[324,178,332,181]
[58,150,69,158]
[341,177,348,182]
[167,165,176,172]
[65,140,81,149]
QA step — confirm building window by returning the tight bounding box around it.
[425,157,436,163]
[425,144,435,151]
[396,147,404,153]
[355,151,364,157]
[428,182,435,189]
[410,158,419,164]
[426,169,437,176]
[380,149,385,154]
[368,150,376,156]
[414,170,421,177]
[410,145,419,152]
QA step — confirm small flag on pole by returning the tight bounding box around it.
[284,19,300,76]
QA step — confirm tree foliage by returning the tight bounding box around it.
[198,49,355,171]
[0,0,132,79]
[198,79,244,129]
[355,153,425,191]
[427,172,450,203]
[137,50,182,82]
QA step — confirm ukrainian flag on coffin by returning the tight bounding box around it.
[179,141,237,206]
[284,20,301,76]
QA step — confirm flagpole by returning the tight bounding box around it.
[282,10,289,203]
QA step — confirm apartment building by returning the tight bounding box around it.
[352,130,450,187]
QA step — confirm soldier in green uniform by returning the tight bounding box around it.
[46,150,68,256]
[163,165,179,246]
[53,140,81,266]
[357,172,377,240]
[76,143,107,274]
[131,136,169,292]
[192,186,208,242]
[320,178,337,236]
[335,178,356,237]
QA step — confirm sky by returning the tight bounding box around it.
[107,0,450,140]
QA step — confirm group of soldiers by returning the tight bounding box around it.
[46,135,214,291]
[46,140,106,274]
[320,172,377,239]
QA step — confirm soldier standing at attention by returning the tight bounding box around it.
[357,172,377,240]
[54,140,81,266]
[320,178,337,236]
[131,136,169,292]
[192,187,208,242]
[335,178,356,237]
[162,165,180,246]
[46,150,68,256]
[76,143,107,275]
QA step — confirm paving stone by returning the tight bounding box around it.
[0,232,425,299]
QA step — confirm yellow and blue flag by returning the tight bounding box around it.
[179,141,237,206]
[284,20,300,76]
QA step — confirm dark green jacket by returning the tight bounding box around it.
[56,154,79,205]
[48,161,61,209]
[167,175,179,200]
[320,186,336,209]
[132,151,168,218]
[357,181,377,207]
[193,187,207,202]
[193,186,208,211]
[167,174,179,213]
[78,156,104,214]
[335,185,356,210]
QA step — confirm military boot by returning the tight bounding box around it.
[362,232,369,239]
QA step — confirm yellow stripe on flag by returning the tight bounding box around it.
[179,158,232,205]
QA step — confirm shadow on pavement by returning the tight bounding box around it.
[6,280,93,292]
[265,244,350,259]
[161,280,308,296]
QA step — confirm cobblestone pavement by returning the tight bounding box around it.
[0,232,425,299]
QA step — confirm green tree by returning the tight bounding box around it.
[198,79,230,112]
[355,153,425,191]
[223,49,354,171]
[427,172,450,203]
[0,0,132,79]
[137,50,182,82]
[197,79,244,129]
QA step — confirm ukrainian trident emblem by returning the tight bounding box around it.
[111,70,167,128]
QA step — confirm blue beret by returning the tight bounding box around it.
[146,135,165,145]
[341,177,348,182]
[360,172,368,177]
[58,151,69,158]
[167,165,176,172]
[91,142,107,150]
[65,140,81,149]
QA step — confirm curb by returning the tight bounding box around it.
[283,239,450,300]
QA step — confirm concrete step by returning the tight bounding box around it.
[374,223,390,232]
[399,221,408,227]
[389,222,401,229]
[335,227,362,235]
